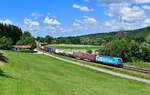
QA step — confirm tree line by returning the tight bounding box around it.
[0,23,36,50]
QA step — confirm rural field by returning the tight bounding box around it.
[0,51,150,95]
[49,44,150,69]
[49,44,101,52]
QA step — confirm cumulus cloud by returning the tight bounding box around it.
[135,0,150,4]
[143,5,150,10]
[73,16,97,27]
[43,16,61,25]
[83,16,97,24]
[24,18,40,31]
[104,19,141,31]
[98,0,150,4]
[143,18,150,27]
[105,2,150,30]
[67,16,102,35]
[0,19,13,24]
[104,19,122,30]
[121,6,146,22]
[35,16,99,37]
[112,4,146,22]
[72,4,94,12]
[23,15,62,37]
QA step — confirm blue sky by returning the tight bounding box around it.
[0,0,150,37]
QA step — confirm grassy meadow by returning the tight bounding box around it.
[48,44,101,52]
[0,51,150,95]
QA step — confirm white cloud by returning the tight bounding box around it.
[72,4,94,12]
[104,19,122,30]
[143,5,150,10]
[99,0,150,31]
[108,3,146,23]
[98,0,150,4]
[120,6,146,22]
[143,18,150,27]
[43,16,61,25]
[0,19,13,24]
[83,16,97,24]
[24,18,40,31]
[73,16,97,27]
[67,16,102,35]
[104,17,150,32]
[134,0,150,4]
[105,19,137,31]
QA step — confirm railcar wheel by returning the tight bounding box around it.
[118,64,123,68]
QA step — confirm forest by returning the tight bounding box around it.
[0,23,36,50]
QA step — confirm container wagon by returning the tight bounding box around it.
[72,52,84,59]
[47,48,55,52]
[64,51,73,56]
[82,53,96,62]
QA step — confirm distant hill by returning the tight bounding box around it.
[79,26,150,39]
[55,26,150,45]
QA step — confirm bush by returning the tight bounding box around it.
[138,42,150,61]
[17,32,36,50]
[0,52,8,63]
[0,36,13,50]
[86,50,92,54]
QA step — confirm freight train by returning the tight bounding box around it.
[38,45,124,67]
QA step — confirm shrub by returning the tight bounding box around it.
[86,50,92,54]
[0,36,13,50]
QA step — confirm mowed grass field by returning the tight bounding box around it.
[0,51,150,95]
[49,44,101,52]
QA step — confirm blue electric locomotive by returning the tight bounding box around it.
[96,55,123,67]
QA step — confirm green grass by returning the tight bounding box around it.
[49,44,101,52]
[126,61,150,69]
[0,51,150,95]
[52,54,150,80]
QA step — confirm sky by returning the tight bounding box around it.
[0,0,150,37]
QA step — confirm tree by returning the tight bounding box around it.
[36,37,45,43]
[146,35,150,45]
[44,35,53,44]
[17,32,36,49]
[0,23,22,44]
[0,36,13,50]
[99,39,140,62]
[139,42,150,61]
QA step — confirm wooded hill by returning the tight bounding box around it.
[55,26,150,45]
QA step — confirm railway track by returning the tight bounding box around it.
[123,66,150,75]
[37,47,150,75]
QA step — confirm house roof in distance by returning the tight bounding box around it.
[12,45,32,49]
